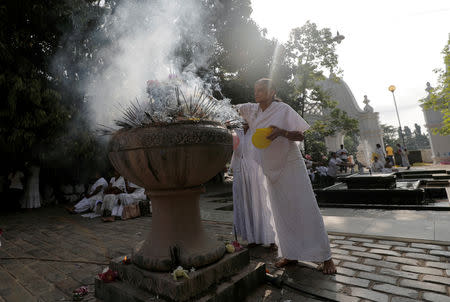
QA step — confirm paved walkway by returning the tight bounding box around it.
[1,206,450,302]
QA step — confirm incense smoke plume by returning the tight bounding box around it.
[79,0,237,129]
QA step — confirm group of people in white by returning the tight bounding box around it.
[302,141,411,188]
[67,171,147,221]
[230,78,336,274]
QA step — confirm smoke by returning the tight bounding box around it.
[82,0,220,128]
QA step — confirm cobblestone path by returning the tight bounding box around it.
[1,207,449,301]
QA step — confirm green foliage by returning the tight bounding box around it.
[0,0,111,181]
[413,123,430,149]
[381,123,430,151]
[209,1,292,103]
[304,108,359,160]
[381,124,401,148]
[0,1,71,164]
[421,37,450,136]
[285,21,343,116]
[0,0,360,184]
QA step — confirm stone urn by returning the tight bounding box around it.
[108,120,232,271]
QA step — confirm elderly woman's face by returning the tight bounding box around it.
[254,83,274,103]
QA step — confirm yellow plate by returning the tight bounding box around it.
[252,128,273,149]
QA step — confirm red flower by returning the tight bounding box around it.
[232,241,242,251]
[98,269,118,283]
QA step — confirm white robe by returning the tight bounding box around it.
[74,177,108,213]
[239,102,331,262]
[21,165,41,209]
[101,176,127,212]
[230,129,275,245]
[374,147,386,164]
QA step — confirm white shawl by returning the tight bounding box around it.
[238,102,310,181]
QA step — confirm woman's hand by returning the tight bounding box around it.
[286,131,304,141]
[267,125,304,141]
[267,125,286,140]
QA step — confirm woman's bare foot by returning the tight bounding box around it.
[322,259,336,274]
[275,258,298,268]
[65,206,76,214]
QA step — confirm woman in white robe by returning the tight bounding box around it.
[101,175,127,214]
[21,164,41,209]
[238,78,336,274]
[72,176,108,213]
[230,127,275,245]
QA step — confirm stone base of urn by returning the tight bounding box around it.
[95,249,266,302]
[132,186,226,272]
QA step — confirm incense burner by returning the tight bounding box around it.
[109,120,232,271]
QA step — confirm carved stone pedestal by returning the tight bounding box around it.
[95,249,266,302]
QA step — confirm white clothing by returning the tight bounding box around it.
[74,177,108,213]
[372,161,384,172]
[21,165,41,209]
[316,166,328,176]
[9,171,24,190]
[112,204,124,217]
[239,102,331,262]
[231,128,275,244]
[374,147,386,164]
[327,158,342,178]
[81,213,101,219]
[398,147,410,167]
[337,148,348,160]
[126,182,147,203]
[88,177,108,195]
[238,102,309,182]
[101,176,127,212]
[268,141,331,261]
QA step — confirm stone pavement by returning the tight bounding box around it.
[1,206,450,302]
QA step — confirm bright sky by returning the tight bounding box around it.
[251,0,450,130]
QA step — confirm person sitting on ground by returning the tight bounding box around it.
[67,172,108,214]
[101,172,127,221]
[371,156,384,172]
[114,181,148,218]
[382,157,399,173]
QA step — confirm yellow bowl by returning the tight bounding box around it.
[255,127,272,134]
[252,128,273,149]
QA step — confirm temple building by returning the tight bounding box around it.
[317,74,384,165]
[421,82,450,164]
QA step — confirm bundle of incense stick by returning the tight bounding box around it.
[102,82,241,133]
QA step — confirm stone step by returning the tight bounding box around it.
[95,278,156,302]
[107,249,251,301]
